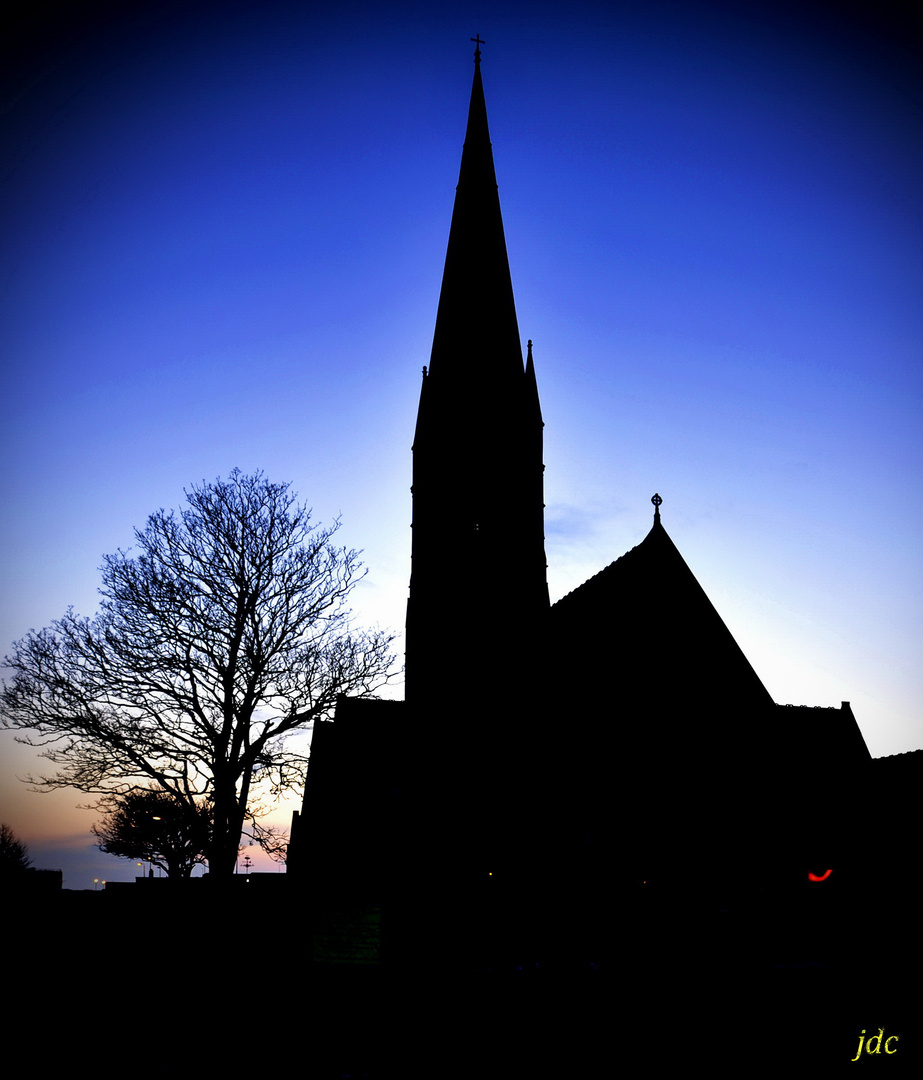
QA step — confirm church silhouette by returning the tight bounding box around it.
[288,44,886,969]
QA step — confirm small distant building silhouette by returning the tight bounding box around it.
[289,46,892,960]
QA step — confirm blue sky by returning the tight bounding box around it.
[1,0,920,885]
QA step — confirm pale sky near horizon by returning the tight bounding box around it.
[1,0,920,886]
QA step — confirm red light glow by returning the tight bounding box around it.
[808,869,833,882]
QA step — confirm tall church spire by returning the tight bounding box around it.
[427,42,523,388]
[405,48,549,707]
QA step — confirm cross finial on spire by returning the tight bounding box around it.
[652,493,662,523]
[471,35,485,64]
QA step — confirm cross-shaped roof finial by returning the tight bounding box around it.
[652,493,662,523]
[471,35,485,64]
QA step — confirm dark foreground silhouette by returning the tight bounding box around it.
[7,862,920,1077]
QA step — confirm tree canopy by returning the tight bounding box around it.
[0,823,32,877]
[1,470,396,876]
[92,787,211,878]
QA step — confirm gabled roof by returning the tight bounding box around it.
[551,512,775,712]
[772,701,871,769]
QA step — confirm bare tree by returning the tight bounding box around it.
[245,818,290,865]
[1,470,396,876]
[92,787,211,878]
